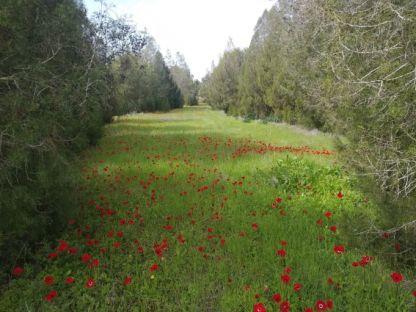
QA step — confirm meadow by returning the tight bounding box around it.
[1,106,414,311]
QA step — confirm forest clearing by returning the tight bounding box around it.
[1,106,414,311]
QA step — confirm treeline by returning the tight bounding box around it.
[201,1,416,264]
[0,0,187,281]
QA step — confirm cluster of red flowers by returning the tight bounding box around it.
[9,131,413,309]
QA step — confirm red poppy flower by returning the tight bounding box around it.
[272,292,282,303]
[90,258,100,268]
[279,301,290,312]
[390,272,404,283]
[337,191,343,198]
[208,227,213,233]
[276,249,286,257]
[315,300,327,311]
[44,290,57,302]
[197,246,205,252]
[359,255,373,267]
[81,253,92,263]
[66,276,75,284]
[113,241,121,248]
[44,275,54,285]
[316,219,323,226]
[326,300,333,309]
[283,266,292,274]
[293,283,302,291]
[305,308,313,312]
[124,276,132,285]
[57,240,68,252]
[163,225,173,231]
[333,245,345,254]
[280,240,288,246]
[327,277,334,285]
[329,226,337,233]
[280,274,291,284]
[150,263,158,272]
[12,266,23,276]
[48,252,58,259]
[394,243,401,252]
[324,212,332,218]
[253,303,266,312]
[254,293,261,299]
[412,290,416,297]
[117,231,123,237]
[251,223,259,230]
[68,247,78,255]
[352,261,359,267]
[86,278,96,288]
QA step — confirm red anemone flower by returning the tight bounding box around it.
[293,283,302,291]
[333,245,345,254]
[390,272,404,283]
[124,276,132,285]
[279,301,290,312]
[280,274,291,284]
[66,276,75,284]
[253,303,266,312]
[315,300,327,311]
[43,275,54,285]
[44,290,57,302]
[86,278,96,288]
[272,292,282,303]
[12,266,23,276]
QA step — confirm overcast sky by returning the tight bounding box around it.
[84,0,275,80]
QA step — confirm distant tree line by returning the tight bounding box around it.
[0,0,186,281]
[201,0,416,264]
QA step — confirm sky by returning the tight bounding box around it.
[83,0,275,80]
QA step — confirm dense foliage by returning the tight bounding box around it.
[0,0,183,283]
[201,0,416,265]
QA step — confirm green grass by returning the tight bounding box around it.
[1,106,414,311]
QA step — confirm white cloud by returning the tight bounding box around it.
[84,0,274,80]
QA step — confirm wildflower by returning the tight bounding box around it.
[326,300,333,309]
[150,263,158,272]
[81,253,92,263]
[66,276,75,284]
[124,276,132,285]
[85,278,96,288]
[333,245,345,254]
[43,275,54,285]
[281,274,291,284]
[272,292,282,303]
[390,272,404,283]
[12,266,23,276]
[253,303,266,312]
[293,283,302,291]
[280,301,290,312]
[337,192,343,198]
[315,300,327,311]
[276,249,286,257]
[90,258,99,268]
[44,290,57,302]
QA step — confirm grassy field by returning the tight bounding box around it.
[1,106,414,311]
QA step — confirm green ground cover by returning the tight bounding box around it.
[1,106,414,311]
